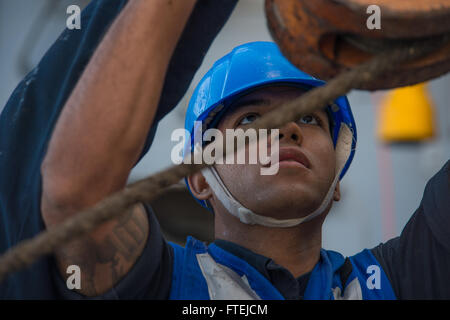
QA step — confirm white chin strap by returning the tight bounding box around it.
[201,124,354,228]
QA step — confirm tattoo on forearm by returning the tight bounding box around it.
[106,204,147,261]
[56,203,149,296]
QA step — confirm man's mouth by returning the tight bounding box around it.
[274,147,311,169]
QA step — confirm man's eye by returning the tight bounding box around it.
[238,114,259,125]
[298,114,319,125]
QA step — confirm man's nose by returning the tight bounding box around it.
[277,121,303,145]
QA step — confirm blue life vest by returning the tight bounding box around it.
[168,236,396,300]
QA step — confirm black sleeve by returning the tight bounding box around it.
[51,204,173,299]
[371,160,450,299]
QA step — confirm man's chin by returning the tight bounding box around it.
[251,191,324,220]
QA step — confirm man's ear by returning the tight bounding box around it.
[333,180,341,201]
[187,171,213,201]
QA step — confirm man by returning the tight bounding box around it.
[152,42,450,300]
[0,0,449,299]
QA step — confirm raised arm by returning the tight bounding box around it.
[40,0,196,296]
[371,160,450,298]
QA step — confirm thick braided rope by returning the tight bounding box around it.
[0,35,448,283]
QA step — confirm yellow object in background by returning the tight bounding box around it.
[377,83,436,142]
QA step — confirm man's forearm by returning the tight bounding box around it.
[40,0,196,296]
[42,0,197,214]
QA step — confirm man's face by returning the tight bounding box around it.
[211,85,339,220]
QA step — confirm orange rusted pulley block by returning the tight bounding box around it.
[265,0,450,90]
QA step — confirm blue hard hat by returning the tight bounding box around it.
[184,41,356,208]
